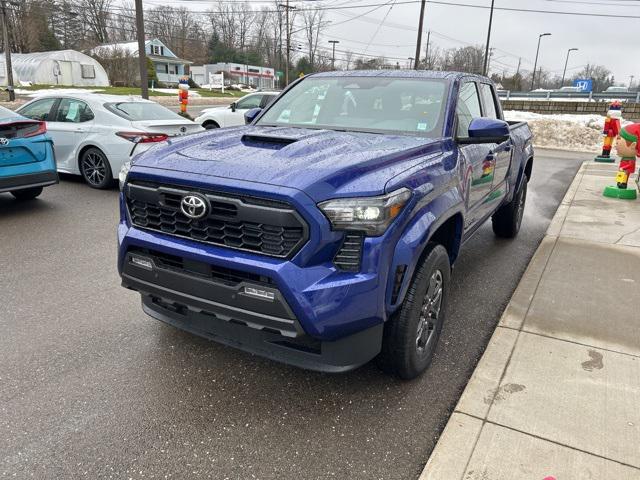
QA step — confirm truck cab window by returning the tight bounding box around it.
[456,82,481,137]
[479,83,498,119]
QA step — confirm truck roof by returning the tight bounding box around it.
[310,70,488,81]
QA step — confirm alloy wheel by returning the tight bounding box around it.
[416,269,443,356]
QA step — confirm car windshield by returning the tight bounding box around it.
[256,76,448,137]
[105,102,183,121]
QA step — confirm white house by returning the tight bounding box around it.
[0,50,109,87]
[90,39,192,85]
[192,63,276,89]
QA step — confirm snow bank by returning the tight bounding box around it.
[504,110,612,153]
[15,88,105,97]
[151,87,201,97]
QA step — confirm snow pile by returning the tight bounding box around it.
[15,87,105,97]
[504,110,608,152]
[151,87,201,97]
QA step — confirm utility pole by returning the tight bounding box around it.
[134,0,148,99]
[561,47,578,87]
[531,32,551,90]
[0,0,15,101]
[630,75,635,89]
[414,0,426,70]
[278,0,296,86]
[328,40,339,70]
[482,0,495,76]
[485,47,495,76]
[424,30,431,69]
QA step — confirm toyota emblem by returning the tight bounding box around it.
[0,137,9,146]
[180,126,187,133]
[180,194,209,219]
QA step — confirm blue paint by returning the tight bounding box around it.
[0,108,57,192]
[118,71,534,366]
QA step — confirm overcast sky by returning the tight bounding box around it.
[141,0,640,86]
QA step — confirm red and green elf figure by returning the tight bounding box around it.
[604,123,640,200]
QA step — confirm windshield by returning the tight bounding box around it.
[257,76,448,137]
[105,102,183,121]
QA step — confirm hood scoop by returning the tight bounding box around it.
[241,133,302,146]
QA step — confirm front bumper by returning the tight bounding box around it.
[121,247,383,372]
[0,170,58,193]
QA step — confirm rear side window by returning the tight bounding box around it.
[456,82,482,137]
[19,98,57,121]
[479,83,498,119]
[105,102,183,121]
[53,98,94,123]
[236,95,263,110]
[261,94,277,108]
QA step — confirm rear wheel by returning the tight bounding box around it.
[80,147,113,189]
[203,121,220,130]
[377,243,450,380]
[11,187,43,200]
[492,177,527,238]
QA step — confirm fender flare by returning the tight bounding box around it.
[385,187,464,313]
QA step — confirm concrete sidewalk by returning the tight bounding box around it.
[421,160,640,480]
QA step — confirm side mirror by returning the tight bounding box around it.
[244,107,262,125]
[230,102,237,112]
[458,117,510,144]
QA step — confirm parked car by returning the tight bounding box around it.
[603,86,629,94]
[17,94,203,189]
[0,106,57,200]
[556,86,581,93]
[194,92,279,129]
[118,71,534,379]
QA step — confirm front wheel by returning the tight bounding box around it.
[203,121,220,130]
[11,187,43,200]
[377,243,451,380]
[492,177,527,238]
[80,147,113,189]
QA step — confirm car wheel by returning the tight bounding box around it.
[11,187,43,200]
[377,243,450,380]
[80,147,113,189]
[492,177,528,238]
[203,121,220,129]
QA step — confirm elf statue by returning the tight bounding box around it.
[603,123,640,200]
[595,101,623,163]
[178,76,190,118]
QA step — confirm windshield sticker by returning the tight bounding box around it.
[66,102,79,121]
[417,122,428,131]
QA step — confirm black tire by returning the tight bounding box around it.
[492,177,528,238]
[377,243,451,380]
[11,187,43,200]
[79,147,113,189]
[203,121,220,129]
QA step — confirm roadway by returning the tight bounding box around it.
[0,149,588,479]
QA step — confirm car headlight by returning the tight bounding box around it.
[119,161,131,191]
[318,188,412,236]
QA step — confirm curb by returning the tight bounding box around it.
[419,160,589,480]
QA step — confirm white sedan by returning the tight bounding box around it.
[195,91,279,129]
[16,94,203,189]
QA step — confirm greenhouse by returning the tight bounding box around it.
[0,49,109,87]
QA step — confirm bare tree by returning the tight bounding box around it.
[77,0,112,44]
[301,5,327,70]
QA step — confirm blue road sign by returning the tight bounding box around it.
[573,79,593,92]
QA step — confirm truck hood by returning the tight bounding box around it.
[132,126,444,201]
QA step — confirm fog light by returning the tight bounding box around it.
[243,286,275,301]
[130,255,153,271]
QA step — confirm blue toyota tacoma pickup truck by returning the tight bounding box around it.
[118,71,533,379]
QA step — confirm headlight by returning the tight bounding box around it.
[118,161,131,191]
[318,188,412,236]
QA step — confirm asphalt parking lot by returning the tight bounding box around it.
[0,149,587,480]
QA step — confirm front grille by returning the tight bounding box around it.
[333,233,364,272]
[126,181,308,258]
